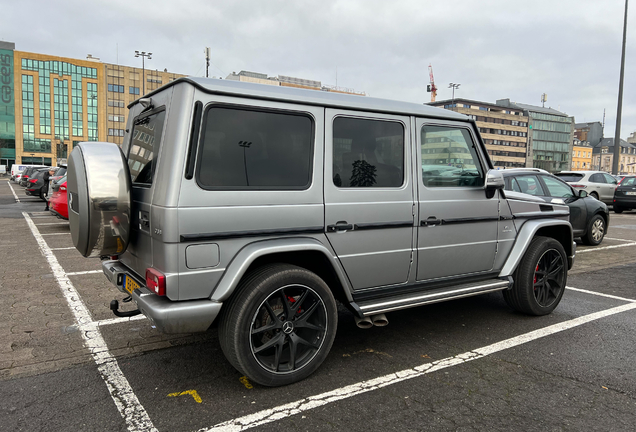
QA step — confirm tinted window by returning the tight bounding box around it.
[542,175,574,198]
[510,175,545,196]
[602,173,617,184]
[621,177,636,186]
[197,107,313,189]
[332,117,404,188]
[127,109,166,185]
[589,173,606,183]
[554,173,584,182]
[421,126,484,187]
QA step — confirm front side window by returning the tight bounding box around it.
[421,125,484,187]
[197,107,313,189]
[542,175,574,198]
[127,109,166,185]
[332,117,404,188]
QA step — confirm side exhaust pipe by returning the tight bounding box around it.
[371,313,388,327]
[355,316,373,329]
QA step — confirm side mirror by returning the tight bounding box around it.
[578,189,588,198]
[485,170,505,199]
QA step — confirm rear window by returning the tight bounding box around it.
[196,106,313,189]
[127,108,166,185]
[554,173,584,182]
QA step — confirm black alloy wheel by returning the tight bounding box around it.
[219,264,337,386]
[250,285,327,374]
[503,236,567,315]
[531,248,566,308]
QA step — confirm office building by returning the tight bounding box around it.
[429,98,529,169]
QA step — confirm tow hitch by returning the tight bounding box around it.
[109,295,141,317]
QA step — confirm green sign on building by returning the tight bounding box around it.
[0,46,16,167]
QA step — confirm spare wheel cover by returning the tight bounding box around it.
[67,142,132,257]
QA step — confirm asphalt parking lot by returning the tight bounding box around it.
[1,179,635,431]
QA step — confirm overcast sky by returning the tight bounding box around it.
[2,0,635,139]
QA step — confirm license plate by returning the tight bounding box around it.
[626,191,636,196]
[124,275,141,294]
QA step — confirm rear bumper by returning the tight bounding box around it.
[102,260,221,333]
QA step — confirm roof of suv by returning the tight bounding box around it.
[131,77,469,122]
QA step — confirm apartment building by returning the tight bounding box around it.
[571,138,593,171]
[430,98,529,169]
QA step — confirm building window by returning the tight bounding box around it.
[129,87,140,95]
[108,100,125,108]
[108,84,124,93]
[108,128,125,136]
[479,107,488,111]
[108,115,125,122]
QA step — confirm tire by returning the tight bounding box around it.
[614,206,623,214]
[582,214,606,246]
[589,191,599,200]
[218,264,338,387]
[503,236,567,316]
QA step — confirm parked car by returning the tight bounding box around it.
[11,164,43,182]
[502,169,609,246]
[24,167,55,200]
[554,171,618,205]
[67,77,575,386]
[613,176,636,213]
[49,176,68,219]
[18,165,48,187]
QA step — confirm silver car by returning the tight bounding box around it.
[67,78,575,386]
[554,170,618,205]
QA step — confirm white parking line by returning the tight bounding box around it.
[98,315,147,326]
[7,181,20,202]
[605,237,635,242]
[23,212,157,432]
[66,270,102,276]
[35,222,68,226]
[50,247,77,250]
[577,242,636,253]
[39,232,71,236]
[566,286,636,303]
[203,301,636,432]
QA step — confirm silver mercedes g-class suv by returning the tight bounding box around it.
[67,77,575,386]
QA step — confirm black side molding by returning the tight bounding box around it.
[353,221,413,231]
[180,226,324,242]
[185,101,203,180]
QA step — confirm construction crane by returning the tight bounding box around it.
[427,64,438,102]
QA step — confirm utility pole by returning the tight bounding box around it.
[613,0,629,175]
[205,47,210,78]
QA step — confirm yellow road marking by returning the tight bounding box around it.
[167,390,202,403]
[239,376,254,389]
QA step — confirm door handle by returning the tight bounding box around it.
[420,216,442,227]
[327,221,353,232]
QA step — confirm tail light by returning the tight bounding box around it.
[570,184,587,189]
[29,178,38,183]
[145,268,166,296]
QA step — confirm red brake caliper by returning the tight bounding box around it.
[287,296,302,315]
[533,264,539,287]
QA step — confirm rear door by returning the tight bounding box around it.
[324,110,414,290]
[416,120,499,281]
[121,90,171,276]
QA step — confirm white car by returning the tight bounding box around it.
[554,171,617,204]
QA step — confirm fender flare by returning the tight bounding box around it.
[209,237,353,302]
[499,219,574,277]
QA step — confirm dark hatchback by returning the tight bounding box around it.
[613,176,636,213]
[24,167,54,200]
[502,169,609,246]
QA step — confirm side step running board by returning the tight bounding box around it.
[353,278,512,317]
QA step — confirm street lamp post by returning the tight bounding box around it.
[448,83,461,108]
[134,50,152,95]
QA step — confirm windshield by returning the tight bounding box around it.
[554,173,584,182]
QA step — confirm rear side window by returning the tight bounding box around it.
[554,173,584,182]
[510,175,545,196]
[197,107,313,189]
[332,117,404,188]
[589,173,606,183]
[127,108,166,185]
